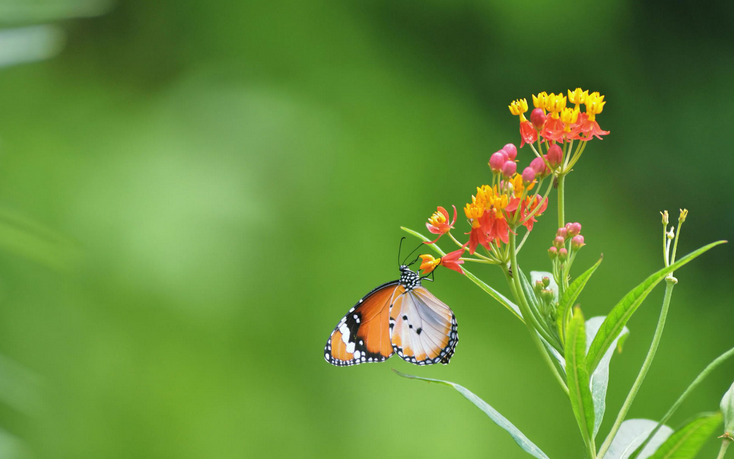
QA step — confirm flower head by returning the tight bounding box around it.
[425,205,457,244]
[419,254,441,275]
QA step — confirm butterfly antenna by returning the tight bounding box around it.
[402,241,424,266]
[397,237,406,266]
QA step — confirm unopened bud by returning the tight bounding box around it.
[534,280,544,294]
[553,236,565,248]
[530,157,549,178]
[489,152,505,172]
[661,210,669,225]
[503,143,517,161]
[566,222,582,237]
[502,160,517,178]
[540,289,554,301]
[521,167,536,184]
[721,381,734,437]
[559,248,568,260]
[548,246,558,259]
[547,144,563,168]
[530,108,546,129]
[571,235,585,250]
[556,227,568,239]
[542,276,551,287]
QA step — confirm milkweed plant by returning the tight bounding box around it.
[397,89,733,459]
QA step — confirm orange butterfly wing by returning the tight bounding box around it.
[389,286,458,365]
[324,282,405,366]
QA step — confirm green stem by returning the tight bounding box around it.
[717,440,731,459]
[557,173,566,229]
[509,233,569,396]
[597,278,676,459]
[629,346,734,459]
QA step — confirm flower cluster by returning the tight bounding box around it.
[509,88,609,148]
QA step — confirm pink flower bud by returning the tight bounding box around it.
[571,235,585,250]
[547,144,563,168]
[530,157,549,178]
[521,167,536,183]
[530,108,546,129]
[553,236,565,248]
[559,248,568,260]
[566,222,582,237]
[556,227,568,239]
[502,143,517,161]
[501,160,517,177]
[548,246,557,259]
[489,152,505,172]
[542,276,550,287]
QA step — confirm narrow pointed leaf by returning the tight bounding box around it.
[394,370,549,459]
[602,419,674,459]
[586,316,629,437]
[587,241,725,374]
[566,307,595,444]
[559,257,603,340]
[647,412,722,459]
[401,226,522,321]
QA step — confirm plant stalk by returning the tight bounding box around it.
[596,278,676,459]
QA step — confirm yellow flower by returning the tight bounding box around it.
[532,92,549,110]
[585,92,606,121]
[560,107,579,132]
[546,93,567,118]
[508,99,529,120]
[568,88,588,108]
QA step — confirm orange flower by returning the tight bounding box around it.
[425,205,457,244]
[419,249,465,275]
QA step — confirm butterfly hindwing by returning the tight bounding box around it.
[324,281,403,366]
[389,286,458,365]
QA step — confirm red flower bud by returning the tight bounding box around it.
[501,160,517,177]
[559,248,568,260]
[489,152,505,172]
[566,222,582,237]
[530,108,546,129]
[548,246,558,259]
[530,157,549,178]
[521,167,536,183]
[553,236,565,248]
[571,235,585,250]
[547,144,563,168]
[503,143,517,161]
[556,227,568,239]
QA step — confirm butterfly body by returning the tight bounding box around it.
[324,265,458,367]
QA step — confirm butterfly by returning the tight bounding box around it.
[323,256,458,367]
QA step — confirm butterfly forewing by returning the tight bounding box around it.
[324,281,403,366]
[389,286,458,365]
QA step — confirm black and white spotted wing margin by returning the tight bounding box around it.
[389,286,458,365]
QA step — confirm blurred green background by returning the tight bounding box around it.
[0,0,731,458]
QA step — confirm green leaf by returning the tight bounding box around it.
[566,307,595,445]
[394,370,550,459]
[586,241,725,374]
[601,419,673,459]
[401,226,523,321]
[559,256,603,341]
[648,412,722,459]
[586,316,629,438]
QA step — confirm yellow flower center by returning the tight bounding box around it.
[428,211,447,227]
[508,99,529,117]
[560,107,579,131]
[585,92,606,121]
[568,88,588,108]
[532,92,548,111]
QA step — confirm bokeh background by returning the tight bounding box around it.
[0,0,731,458]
